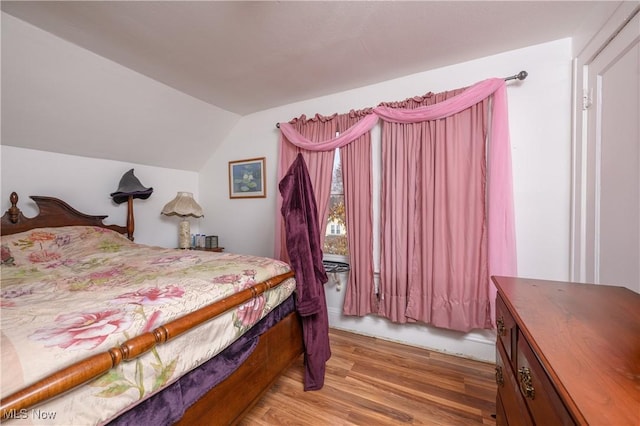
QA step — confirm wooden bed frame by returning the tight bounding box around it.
[0,192,304,425]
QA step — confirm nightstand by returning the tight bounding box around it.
[191,247,224,253]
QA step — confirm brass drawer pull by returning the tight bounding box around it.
[518,367,535,399]
[495,365,504,386]
[497,316,506,336]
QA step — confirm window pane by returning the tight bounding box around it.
[324,150,348,256]
[325,194,347,255]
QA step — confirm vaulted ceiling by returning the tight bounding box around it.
[2,1,611,115]
[1,1,619,170]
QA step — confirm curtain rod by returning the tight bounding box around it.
[504,70,528,81]
[275,70,528,128]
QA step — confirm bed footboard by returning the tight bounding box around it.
[175,310,303,425]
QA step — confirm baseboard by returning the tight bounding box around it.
[326,305,496,362]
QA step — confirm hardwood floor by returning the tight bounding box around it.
[240,328,497,425]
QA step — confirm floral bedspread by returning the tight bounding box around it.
[0,226,295,425]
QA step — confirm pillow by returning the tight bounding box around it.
[0,226,132,268]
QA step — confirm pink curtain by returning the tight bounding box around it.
[338,110,377,315]
[277,111,377,315]
[378,88,492,332]
[275,115,337,261]
[276,78,517,332]
[374,78,517,329]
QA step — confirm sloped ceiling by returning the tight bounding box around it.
[0,1,618,170]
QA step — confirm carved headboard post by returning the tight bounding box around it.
[110,169,151,242]
[7,192,20,223]
[126,195,135,241]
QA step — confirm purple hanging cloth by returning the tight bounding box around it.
[279,153,331,390]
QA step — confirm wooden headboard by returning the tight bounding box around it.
[1,192,130,238]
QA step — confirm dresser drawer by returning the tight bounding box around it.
[496,343,533,426]
[516,334,576,426]
[496,294,517,364]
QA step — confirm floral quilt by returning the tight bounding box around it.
[0,226,295,425]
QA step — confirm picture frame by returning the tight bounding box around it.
[228,157,266,199]
[205,235,218,249]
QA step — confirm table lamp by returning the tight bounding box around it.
[161,192,204,249]
[110,169,153,240]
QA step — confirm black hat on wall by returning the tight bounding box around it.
[110,169,153,204]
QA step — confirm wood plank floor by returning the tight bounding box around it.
[240,328,497,425]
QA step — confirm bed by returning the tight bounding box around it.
[0,192,304,425]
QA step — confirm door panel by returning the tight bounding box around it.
[585,11,640,292]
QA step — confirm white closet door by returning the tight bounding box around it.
[584,10,640,292]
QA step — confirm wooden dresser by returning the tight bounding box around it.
[492,276,640,426]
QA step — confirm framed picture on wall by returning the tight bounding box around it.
[228,157,266,199]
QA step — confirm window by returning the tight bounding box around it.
[324,149,348,256]
[329,223,343,235]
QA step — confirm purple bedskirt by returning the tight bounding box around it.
[106,295,296,426]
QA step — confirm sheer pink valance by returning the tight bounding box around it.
[373,78,505,122]
[279,113,379,152]
[278,79,506,135]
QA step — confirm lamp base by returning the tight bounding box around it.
[178,219,191,249]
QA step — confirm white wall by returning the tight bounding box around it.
[1,13,224,248]
[201,39,573,361]
[1,12,239,172]
[1,146,200,248]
